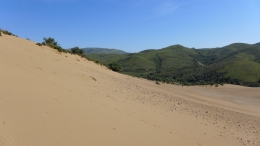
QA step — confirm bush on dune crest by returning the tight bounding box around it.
[36,43,42,46]
[40,37,67,53]
[43,37,58,45]
[0,29,17,37]
[70,47,84,55]
[40,38,98,64]
[108,62,122,72]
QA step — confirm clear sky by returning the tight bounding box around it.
[1,0,260,52]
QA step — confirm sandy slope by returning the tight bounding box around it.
[0,34,259,146]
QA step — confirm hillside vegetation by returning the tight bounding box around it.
[81,47,127,54]
[87,43,260,87]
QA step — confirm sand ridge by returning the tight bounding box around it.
[1,34,260,146]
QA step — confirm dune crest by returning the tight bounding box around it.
[0,34,260,146]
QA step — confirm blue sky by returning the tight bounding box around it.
[1,0,260,52]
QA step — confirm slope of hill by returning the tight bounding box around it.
[81,47,127,54]
[87,43,260,86]
[254,42,260,46]
[1,33,260,146]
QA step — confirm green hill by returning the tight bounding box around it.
[81,48,127,54]
[87,43,260,87]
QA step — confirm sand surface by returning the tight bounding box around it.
[1,34,260,146]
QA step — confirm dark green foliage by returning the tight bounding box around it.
[0,31,1,36]
[43,37,58,46]
[42,37,66,53]
[71,47,84,55]
[108,62,122,72]
[67,47,97,60]
[4,31,13,35]
[54,45,63,52]
[2,30,12,35]
[0,29,16,36]
[184,71,242,86]
[36,43,42,46]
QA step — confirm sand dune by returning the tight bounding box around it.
[0,34,260,146]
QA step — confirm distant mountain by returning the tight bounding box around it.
[81,48,127,54]
[87,43,260,87]
[254,42,260,46]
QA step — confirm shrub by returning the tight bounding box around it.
[36,43,42,46]
[0,29,17,36]
[42,37,66,52]
[43,37,58,46]
[1,30,13,36]
[55,46,63,52]
[71,47,84,55]
[108,62,122,72]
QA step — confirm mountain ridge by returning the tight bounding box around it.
[87,42,260,87]
[81,47,127,54]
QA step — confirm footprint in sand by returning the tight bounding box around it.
[86,76,97,81]
[140,119,147,123]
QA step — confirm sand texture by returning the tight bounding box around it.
[1,34,260,146]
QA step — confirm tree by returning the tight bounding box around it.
[108,62,122,72]
[43,37,58,46]
[42,37,64,52]
[71,47,84,55]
